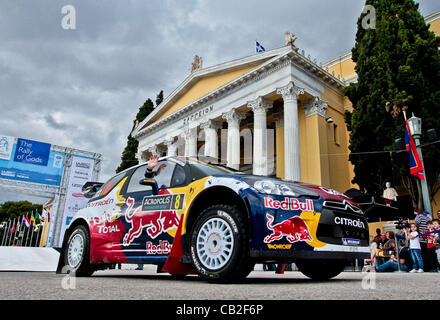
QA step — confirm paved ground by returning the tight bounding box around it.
[0,266,438,300]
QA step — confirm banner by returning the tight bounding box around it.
[14,138,51,166]
[0,135,14,161]
[0,145,65,186]
[58,156,95,247]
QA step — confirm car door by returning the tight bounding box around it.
[121,160,180,261]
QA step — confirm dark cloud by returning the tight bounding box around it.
[0,0,439,204]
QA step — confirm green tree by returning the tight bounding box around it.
[116,90,164,173]
[0,201,42,222]
[344,0,440,209]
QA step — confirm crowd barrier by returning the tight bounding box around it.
[0,246,60,272]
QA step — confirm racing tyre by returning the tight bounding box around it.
[189,204,252,283]
[64,225,95,277]
[295,259,346,281]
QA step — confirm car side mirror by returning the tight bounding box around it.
[139,179,159,195]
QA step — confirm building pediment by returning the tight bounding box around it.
[133,46,292,134]
[133,45,346,140]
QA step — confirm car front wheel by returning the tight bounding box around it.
[189,204,252,283]
[64,225,94,277]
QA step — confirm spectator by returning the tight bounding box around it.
[376,244,411,272]
[405,223,424,273]
[373,228,382,246]
[369,231,396,266]
[433,218,440,265]
[415,209,431,271]
[426,221,439,272]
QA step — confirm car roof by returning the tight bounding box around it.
[116,156,227,176]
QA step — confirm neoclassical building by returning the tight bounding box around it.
[132,10,440,196]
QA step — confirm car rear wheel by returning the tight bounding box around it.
[189,204,252,283]
[295,259,346,280]
[64,225,94,277]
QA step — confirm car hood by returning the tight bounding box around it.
[234,174,359,206]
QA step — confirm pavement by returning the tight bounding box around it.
[0,266,439,300]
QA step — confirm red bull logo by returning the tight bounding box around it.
[264,213,313,244]
[264,197,314,212]
[123,197,180,246]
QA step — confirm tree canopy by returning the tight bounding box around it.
[344,0,440,208]
[116,90,164,173]
[0,201,42,222]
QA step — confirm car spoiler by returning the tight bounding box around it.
[81,181,104,198]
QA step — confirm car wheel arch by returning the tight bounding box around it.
[183,185,253,253]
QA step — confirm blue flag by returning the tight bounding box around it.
[256,41,265,53]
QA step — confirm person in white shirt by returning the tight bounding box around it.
[405,223,424,273]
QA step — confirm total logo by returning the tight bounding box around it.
[264,197,314,212]
[97,224,121,234]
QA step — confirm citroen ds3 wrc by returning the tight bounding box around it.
[57,156,370,282]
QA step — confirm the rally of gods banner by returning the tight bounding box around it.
[58,156,95,247]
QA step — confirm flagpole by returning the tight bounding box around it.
[405,111,432,214]
[1,220,9,246]
[12,219,17,246]
[25,212,32,247]
[35,224,42,248]
[8,218,15,246]
[17,216,23,246]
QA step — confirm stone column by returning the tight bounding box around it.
[222,108,246,170]
[183,126,198,157]
[165,137,178,157]
[248,97,273,175]
[277,81,304,181]
[302,96,330,186]
[200,119,220,160]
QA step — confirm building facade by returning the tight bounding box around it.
[132,10,440,204]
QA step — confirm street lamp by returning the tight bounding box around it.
[407,113,432,215]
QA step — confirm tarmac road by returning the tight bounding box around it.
[0,266,438,300]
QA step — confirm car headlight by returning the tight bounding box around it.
[253,180,297,196]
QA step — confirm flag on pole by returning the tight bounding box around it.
[22,215,31,228]
[9,219,16,234]
[41,209,47,223]
[30,212,36,228]
[34,210,40,226]
[256,41,265,53]
[404,113,425,180]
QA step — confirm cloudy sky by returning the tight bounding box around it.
[0,0,438,204]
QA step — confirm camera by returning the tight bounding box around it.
[395,217,410,230]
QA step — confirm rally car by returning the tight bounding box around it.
[57,156,370,282]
